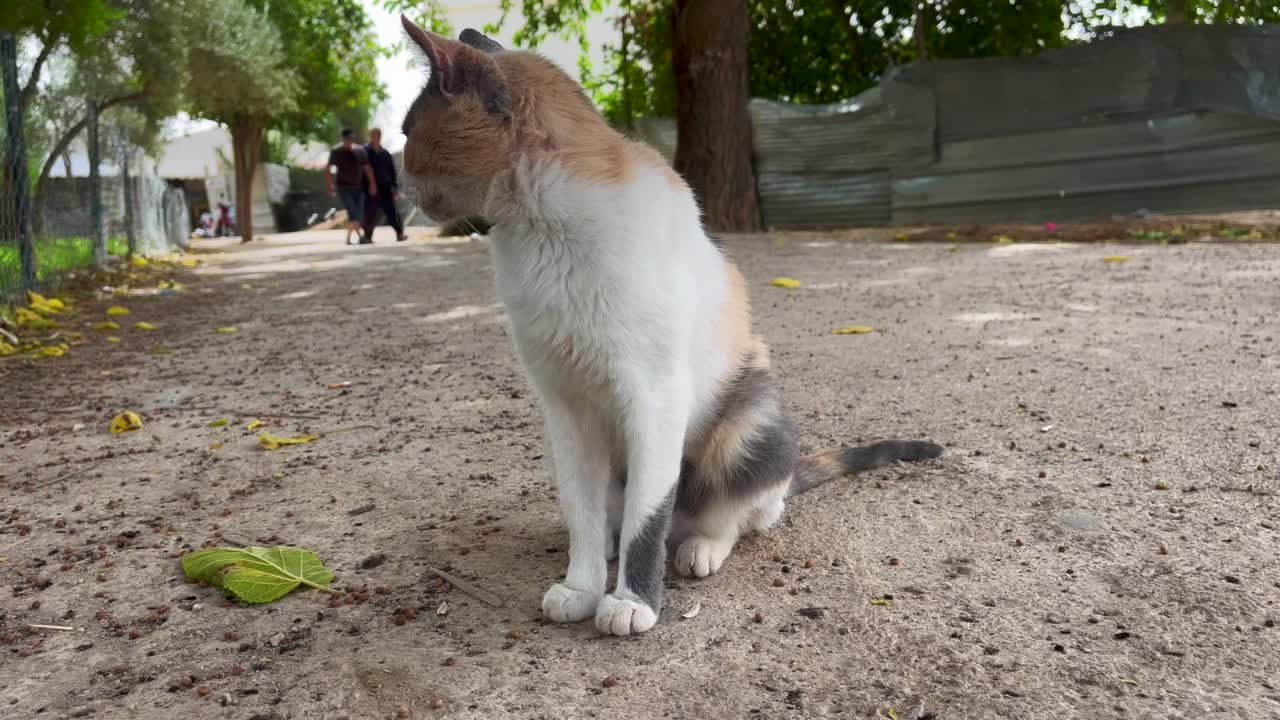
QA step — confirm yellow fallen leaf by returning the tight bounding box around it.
[151,346,172,355]
[133,321,158,331]
[180,258,198,268]
[38,346,65,357]
[130,256,149,267]
[832,325,875,335]
[106,336,122,344]
[258,432,320,451]
[246,418,263,430]
[110,411,144,434]
[106,305,131,316]
[769,277,802,289]
[992,234,1015,244]
[887,709,900,720]
[209,418,229,428]
[209,441,224,450]
[1103,255,1129,263]
[0,341,16,357]
[893,232,909,241]
[93,321,121,331]
[15,307,53,329]
[870,597,890,606]
[27,292,65,314]
[946,232,957,240]
[216,326,239,334]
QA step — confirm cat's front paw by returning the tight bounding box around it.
[542,583,601,624]
[595,593,658,636]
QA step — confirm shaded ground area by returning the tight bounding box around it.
[2,227,1278,720]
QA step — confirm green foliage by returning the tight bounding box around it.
[1,0,121,54]
[244,0,387,142]
[1092,0,1280,24]
[190,1,299,124]
[0,236,127,298]
[378,0,454,36]
[181,545,336,604]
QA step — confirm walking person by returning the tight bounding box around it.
[325,128,377,245]
[361,128,406,243]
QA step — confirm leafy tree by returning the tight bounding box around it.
[189,0,298,245]
[244,0,388,143]
[1092,0,1280,24]
[13,0,193,235]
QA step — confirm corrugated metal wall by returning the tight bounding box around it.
[639,24,1280,229]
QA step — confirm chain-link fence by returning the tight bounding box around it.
[2,32,190,304]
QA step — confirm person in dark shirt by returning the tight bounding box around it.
[361,128,405,243]
[326,128,378,245]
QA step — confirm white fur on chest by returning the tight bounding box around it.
[486,161,730,426]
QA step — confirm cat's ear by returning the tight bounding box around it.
[459,28,503,53]
[402,15,511,117]
[402,15,464,95]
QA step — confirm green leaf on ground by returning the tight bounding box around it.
[258,432,320,450]
[181,545,335,604]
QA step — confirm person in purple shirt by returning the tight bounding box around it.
[360,128,406,243]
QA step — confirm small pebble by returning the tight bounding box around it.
[772,578,785,588]
[753,611,764,624]
[1015,538,1024,547]
[197,686,210,697]
[888,557,900,566]
[602,675,621,688]
[803,560,815,569]
[772,553,783,563]
[397,706,411,718]
[429,697,444,710]
[443,657,457,667]
[1157,543,1168,555]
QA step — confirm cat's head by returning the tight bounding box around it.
[398,18,520,223]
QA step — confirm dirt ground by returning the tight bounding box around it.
[2,225,1278,720]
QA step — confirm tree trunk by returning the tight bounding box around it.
[914,1,929,60]
[230,117,267,243]
[2,31,37,291]
[1166,0,1188,23]
[671,0,760,233]
[87,99,106,269]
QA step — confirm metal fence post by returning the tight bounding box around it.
[1,31,37,292]
[87,98,105,269]
[120,127,136,260]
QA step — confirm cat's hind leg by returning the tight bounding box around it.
[675,359,798,579]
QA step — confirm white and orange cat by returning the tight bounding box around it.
[398,17,943,636]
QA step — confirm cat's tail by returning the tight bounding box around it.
[789,440,943,496]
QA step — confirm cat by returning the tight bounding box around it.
[397,17,944,636]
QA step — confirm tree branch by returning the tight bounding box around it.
[32,89,150,229]
[20,34,57,113]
